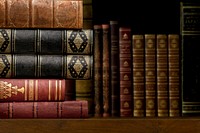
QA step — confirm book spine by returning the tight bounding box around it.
[119,27,133,117]
[0,29,93,54]
[75,79,94,117]
[0,54,92,79]
[0,100,88,118]
[102,24,110,117]
[0,0,83,28]
[180,2,200,116]
[168,34,180,117]
[156,34,168,117]
[83,0,93,29]
[93,25,103,117]
[0,79,65,102]
[110,20,120,117]
[132,34,145,117]
[145,34,156,117]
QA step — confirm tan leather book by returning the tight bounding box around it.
[0,0,83,29]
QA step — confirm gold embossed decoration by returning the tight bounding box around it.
[67,30,92,54]
[0,29,11,53]
[0,54,11,77]
[67,55,91,79]
[0,81,24,99]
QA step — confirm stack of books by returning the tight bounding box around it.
[0,0,93,119]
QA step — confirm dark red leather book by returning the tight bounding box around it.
[0,0,83,29]
[0,100,88,118]
[119,27,133,117]
[0,79,66,102]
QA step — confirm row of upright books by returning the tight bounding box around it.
[93,21,180,118]
[0,0,94,119]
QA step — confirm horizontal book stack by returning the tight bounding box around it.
[0,0,92,119]
[93,20,181,118]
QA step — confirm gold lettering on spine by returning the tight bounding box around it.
[9,103,12,118]
[55,80,58,101]
[59,80,62,101]
[25,80,28,101]
[49,80,51,101]
[28,80,34,101]
[35,80,38,101]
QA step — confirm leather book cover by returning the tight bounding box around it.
[180,2,200,116]
[0,54,92,79]
[168,34,180,117]
[145,34,156,117]
[119,27,133,117]
[0,29,93,54]
[110,20,120,117]
[132,34,145,117]
[0,79,65,102]
[156,34,168,117]
[0,0,83,29]
[66,29,93,54]
[66,55,92,79]
[0,100,88,118]
[102,24,110,117]
[75,79,94,117]
[93,25,103,117]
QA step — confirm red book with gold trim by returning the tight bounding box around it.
[0,79,66,102]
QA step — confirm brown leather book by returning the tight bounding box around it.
[102,24,110,117]
[93,25,103,117]
[0,100,88,118]
[156,34,169,117]
[110,20,120,117]
[168,34,180,117]
[0,79,65,102]
[75,79,94,117]
[119,27,133,117]
[0,0,83,29]
[145,34,156,117]
[132,34,145,117]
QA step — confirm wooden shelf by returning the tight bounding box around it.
[1,117,200,133]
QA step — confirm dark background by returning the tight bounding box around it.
[93,0,180,34]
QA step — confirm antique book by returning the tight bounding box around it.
[145,34,156,117]
[0,100,88,118]
[119,27,133,117]
[0,79,66,102]
[132,34,145,117]
[102,24,110,117]
[93,25,103,117]
[156,34,168,117]
[180,2,200,116]
[75,80,94,117]
[0,0,83,29]
[168,34,180,117]
[0,29,93,54]
[83,0,93,28]
[110,20,120,117]
[0,54,92,79]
